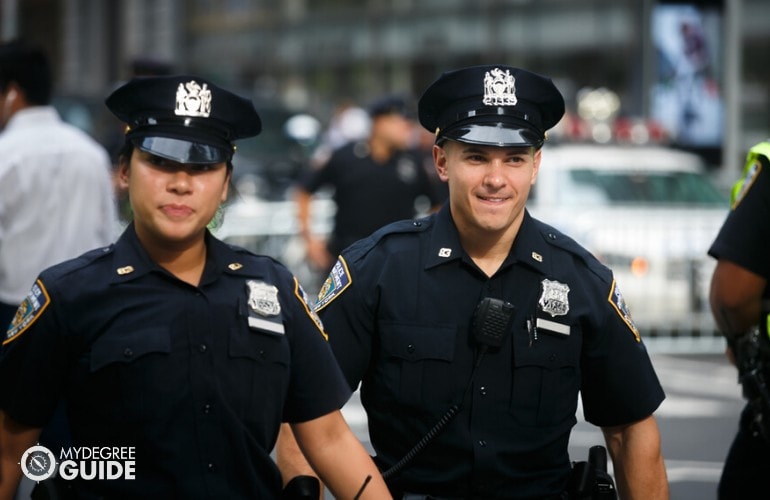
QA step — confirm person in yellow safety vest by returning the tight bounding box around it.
[709,139,770,499]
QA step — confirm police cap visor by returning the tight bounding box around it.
[441,122,544,147]
[132,136,229,164]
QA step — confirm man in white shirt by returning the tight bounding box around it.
[0,40,117,329]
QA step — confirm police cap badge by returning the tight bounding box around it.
[418,64,565,148]
[106,75,262,164]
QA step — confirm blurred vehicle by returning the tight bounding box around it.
[530,143,728,335]
[231,103,321,201]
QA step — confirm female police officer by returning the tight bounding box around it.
[0,76,389,499]
[278,65,669,499]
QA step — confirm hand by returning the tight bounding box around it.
[305,237,334,272]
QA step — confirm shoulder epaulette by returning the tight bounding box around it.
[343,216,432,262]
[534,220,611,282]
[43,245,116,280]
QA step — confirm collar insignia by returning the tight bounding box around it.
[175,80,212,118]
[483,68,517,106]
[538,279,570,317]
[116,266,135,275]
[228,262,243,271]
[246,280,281,317]
[531,252,543,262]
[438,248,452,258]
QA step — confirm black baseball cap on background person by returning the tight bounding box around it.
[418,65,565,148]
[106,75,262,164]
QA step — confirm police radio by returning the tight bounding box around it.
[472,297,516,351]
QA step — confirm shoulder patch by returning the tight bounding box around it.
[731,160,761,209]
[294,278,327,340]
[315,257,352,312]
[607,279,640,342]
[4,280,51,345]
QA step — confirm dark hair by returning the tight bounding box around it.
[0,40,52,105]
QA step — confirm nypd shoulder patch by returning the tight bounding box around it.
[4,280,51,345]
[294,279,327,340]
[607,279,640,342]
[315,257,352,312]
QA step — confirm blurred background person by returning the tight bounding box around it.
[293,94,445,276]
[0,39,116,329]
[708,139,770,499]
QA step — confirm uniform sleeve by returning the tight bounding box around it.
[281,275,351,423]
[578,276,665,427]
[0,276,70,427]
[315,256,376,391]
[708,157,770,279]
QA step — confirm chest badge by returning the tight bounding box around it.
[538,279,570,317]
[246,280,281,317]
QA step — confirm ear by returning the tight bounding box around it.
[433,144,449,182]
[221,172,230,203]
[531,147,542,185]
[117,157,131,190]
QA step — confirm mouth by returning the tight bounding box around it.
[477,194,511,204]
[161,204,194,218]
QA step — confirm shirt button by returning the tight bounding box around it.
[479,386,487,396]
[478,440,487,447]
[407,344,415,353]
[207,463,215,471]
[123,348,133,357]
[199,344,208,353]
[203,404,212,414]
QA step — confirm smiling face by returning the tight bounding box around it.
[118,148,230,250]
[434,140,540,243]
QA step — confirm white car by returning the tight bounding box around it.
[530,143,728,335]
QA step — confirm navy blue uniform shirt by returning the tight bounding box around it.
[0,224,351,499]
[297,142,444,256]
[709,153,770,281]
[315,205,665,499]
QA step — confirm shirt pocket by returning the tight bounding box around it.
[228,309,291,427]
[379,322,456,409]
[88,326,172,422]
[510,322,581,427]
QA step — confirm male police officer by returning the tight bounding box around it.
[278,65,668,499]
[709,140,770,499]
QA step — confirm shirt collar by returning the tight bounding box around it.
[5,106,61,131]
[425,205,552,276]
[109,224,249,285]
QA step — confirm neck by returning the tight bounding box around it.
[137,228,208,286]
[457,217,523,278]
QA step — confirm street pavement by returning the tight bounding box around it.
[338,336,743,500]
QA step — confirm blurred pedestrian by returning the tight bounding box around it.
[293,94,445,275]
[709,139,770,499]
[278,64,668,499]
[0,75,389,499]
[0,39,116,330]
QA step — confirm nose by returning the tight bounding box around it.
[483,160,506,188]
[168,169,193,194]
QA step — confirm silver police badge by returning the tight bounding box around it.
[538,279,570,317]
[175,80,212,118]
[246,280,281,317]
[483,67,517,106]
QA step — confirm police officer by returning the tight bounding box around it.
[278,65,669,499]
[0,75,389,499]
[709,140,770,499]
[294,94,445,275]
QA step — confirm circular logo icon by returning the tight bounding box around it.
[20,445,57,481]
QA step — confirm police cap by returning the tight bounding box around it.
[418,65,564,148]
[106,75,261,164]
